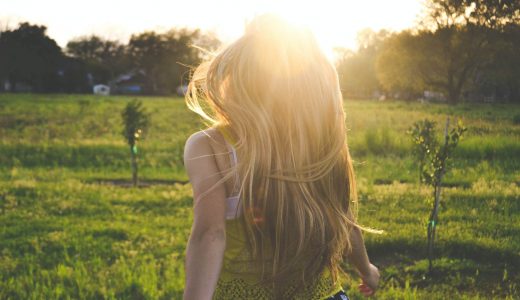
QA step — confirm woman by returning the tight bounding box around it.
[183,15,380,299]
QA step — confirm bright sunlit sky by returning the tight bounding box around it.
[1,0,424,55]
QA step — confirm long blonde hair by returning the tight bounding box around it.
[187,15,359,292]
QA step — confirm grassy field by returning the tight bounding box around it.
[0,93,519,299]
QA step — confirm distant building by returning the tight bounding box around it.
[110,70,146,95]
[1,80,33,93]
[422,90,446,102]
[93,84,110,96]
[3,80,11,92]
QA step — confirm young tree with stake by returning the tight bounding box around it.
[121,100,150,187]
[409,117,466,273]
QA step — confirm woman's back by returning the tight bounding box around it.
[182,15,380,300]
[201,127,344,299]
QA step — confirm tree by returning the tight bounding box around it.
[469,24,520,102]
[0,22,63,92]
[377,0,520,104]
[408,119,437,183]
[128,31,166,94]
[422,0,519,103]
[121,100,150,187]
[336,29,389,98]
[66,35,129,84]
[59,56,90,93]
[375,31,427,99]
[409,118,466,273]
[376,26,493,103]
[420,0,520,30]
[127,28,218,94]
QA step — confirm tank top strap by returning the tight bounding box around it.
[228,143,238,167]
[219,130,242,219]
[227,143,240,196]
[216,126,241,197]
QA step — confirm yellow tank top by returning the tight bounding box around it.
[213,126,344,299]
[213,218,343,299]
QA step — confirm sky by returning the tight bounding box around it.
[1,0,425,53]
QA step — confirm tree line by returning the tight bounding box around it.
[0,23,219,94]
[1,0,518,102]
[336,0,520,103]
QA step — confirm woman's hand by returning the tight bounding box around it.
[358,263,380,297]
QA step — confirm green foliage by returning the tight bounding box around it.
[0,22,63,92]
[375,31,425,97]
[377,27,490,104]
[0,94,519,298]
[408,119,437,183]
[409,118,467,186]
[423,0,520,30]
[1,25,220,94]
[66,36,128,85]
[375,0,520,104]
[335,29,389,98]
[128,29,220,94]
[430,119,467,185]
[121,99,150,186]
[409,118,467,272]
[121,100,150,151]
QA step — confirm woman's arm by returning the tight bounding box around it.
[183,131,227,300]
[345,205,380,296]
[346,226,380,296]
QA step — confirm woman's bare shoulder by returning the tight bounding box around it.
[184,128,226,164]
[185,128,223,143]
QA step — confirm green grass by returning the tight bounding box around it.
[0,94,519,299]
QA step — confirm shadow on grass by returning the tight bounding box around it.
[109,197,192,215]
[373,178,472,188]
[366,241,519,298]
[86,178,189,188]
[369,238,520,270]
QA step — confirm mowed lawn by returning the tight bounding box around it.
[0,94,518,299]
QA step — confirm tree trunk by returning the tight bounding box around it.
[447,87,460,104]
[428,184,441,273]
[447,67,457,104]
[427,118,450,273]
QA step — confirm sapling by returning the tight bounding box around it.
[409,119,437,184]
[121,100,150,187]
[409,117,466,273]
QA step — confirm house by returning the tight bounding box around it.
[1,80,33,92]
[93,84,110,96]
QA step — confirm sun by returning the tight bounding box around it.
[243,0,363,60]
[219,0,423,61]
